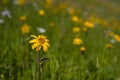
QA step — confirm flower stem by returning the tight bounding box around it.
[38,51,41,80]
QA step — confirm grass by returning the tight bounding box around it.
[0,0,120,80]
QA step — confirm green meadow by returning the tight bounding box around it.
[0,0,120,80]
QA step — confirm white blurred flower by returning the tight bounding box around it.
[13,0,19,5]
[1,9,12,18]
[0,19,4,24]
[13,0,17,4]
[110,39,116,44]
[37,27,46,33]
[32,2,39,11]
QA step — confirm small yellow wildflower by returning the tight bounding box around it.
[20,24,30,34]
[39,10,45,16]
[73,38,83,45]
[29,35,50,52]
[46,0,52,4]
[72,16,80,23]
[80,46,86,54]
[84,21,94,28]
[18,0,25,5]
[105,44,113,49]
[20,15,26,21]
[80,47,86,51]
[72,27,80,33]
[114,34,120,42]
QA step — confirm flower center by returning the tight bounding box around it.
[38,38,45,44]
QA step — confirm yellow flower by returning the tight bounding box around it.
[80,46,86,53]
[72,16,81,23]
[80,47,86,51]
[18,0,25,5]
[29,35,50,52]
[114,34,120,42]
[84,21,94,28]
[108,32,114,37]
[20,24,30,34]
[39,10,45,16]
[72,27,80,33]
[105,44,113,49]
[46,0,52,4]
[20,16,26,21]
[73,38,83,45]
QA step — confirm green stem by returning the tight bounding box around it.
[38,51,41,80]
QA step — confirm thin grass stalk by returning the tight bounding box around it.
[38,51,41,80]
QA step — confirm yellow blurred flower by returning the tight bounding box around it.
[29,35,50,52]
[72,27,80,33]
[20,15,26,21]
[114,34,120,42]
[20,24,30,34]
[105,44,113,49]
[80,46,86,53]
[39,10,45,16]
[46,0,52,4]
[72,16,81,23]
[73,38,83,45]
[84,21,94,28]
[18,0,25,5]
[45,0,52,9]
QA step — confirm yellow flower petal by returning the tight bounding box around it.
[29,39,37,43]
[32,44,38,49]
[30,35,37,38]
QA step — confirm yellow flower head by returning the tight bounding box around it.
[72,16,81,23]
[2,0,8,4]
[20,24,30,34]
[84,21,94,28]
[105,44,113,49]
[20,15,26,21]
[80,47,86,51]
[29,35,50,52]
[18,0,25,5]
[39,10,45,16]
[73,38,83,45]
[80,46,86,53]
[114,34,120,42]
[72,27,80,33]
